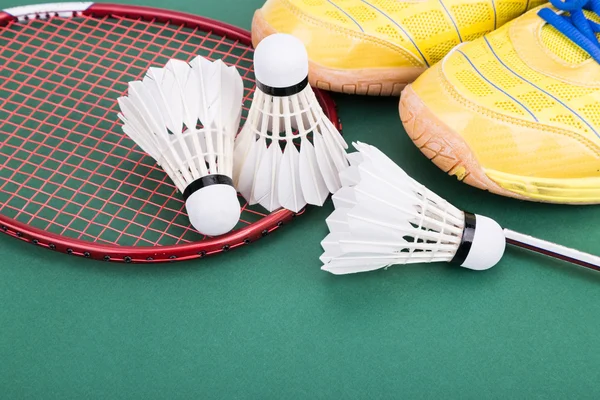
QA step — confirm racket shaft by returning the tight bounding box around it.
[504,229,600,272]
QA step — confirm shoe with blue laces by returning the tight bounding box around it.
[400,0,600,204]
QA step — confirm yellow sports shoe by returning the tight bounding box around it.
[400,2,600,204]
[252,0,546,96]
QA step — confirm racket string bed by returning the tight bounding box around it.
[2,15,245,246]
[2,133,189,246]
[0,3,340,262]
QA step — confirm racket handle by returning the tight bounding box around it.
[504,229,600,272]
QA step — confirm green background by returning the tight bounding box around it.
[1,0,600,398]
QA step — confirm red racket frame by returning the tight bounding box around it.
[0,2,341,263]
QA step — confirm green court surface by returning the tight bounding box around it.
[1,0,600,398]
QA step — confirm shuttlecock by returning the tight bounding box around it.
[320,142,507,275]
[233,33,349,213]
[117,56,244,236]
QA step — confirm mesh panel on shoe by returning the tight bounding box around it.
[427,39,460,63]
[324,10,350,23]
[438,6,600,146]
[550,114,587,131]
[495,101,526,115]
[368,0,411,12]
[302,0,326,5]
[294,0,533,64]
[455,70,495,96]
[546,83,595,101]
[528,0,549,9]
[502,49,545,82]
[479,60,522,89]
[450,26,600,138]
[463,31,492,41]
[516,91,556,112]
[348,5,378,22]
[451,2,492,26]
[496,1,526,24]
[539,10,600,64]
[401,10,451,40]
[580,102,600,127]
[541,25,591,64]
[462,38,490,59]
[376,24,402,41]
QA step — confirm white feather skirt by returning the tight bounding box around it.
[233,85,349,213]
[319,142,467,275]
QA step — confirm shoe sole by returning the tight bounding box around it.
[251,10,426,96]
[400,85,600,205]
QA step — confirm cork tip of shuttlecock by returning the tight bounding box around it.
[186,184,241,237]
[253,33,309,89]
[460,214,506,271]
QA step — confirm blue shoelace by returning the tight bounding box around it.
[539,0,600,63]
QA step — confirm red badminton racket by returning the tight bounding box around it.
[0,2,341,263]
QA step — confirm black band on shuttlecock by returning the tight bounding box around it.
[182,175,234,201]
[451,212,477,266]
[256,76,309,97]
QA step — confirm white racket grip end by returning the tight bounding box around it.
[4,2,93,21]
